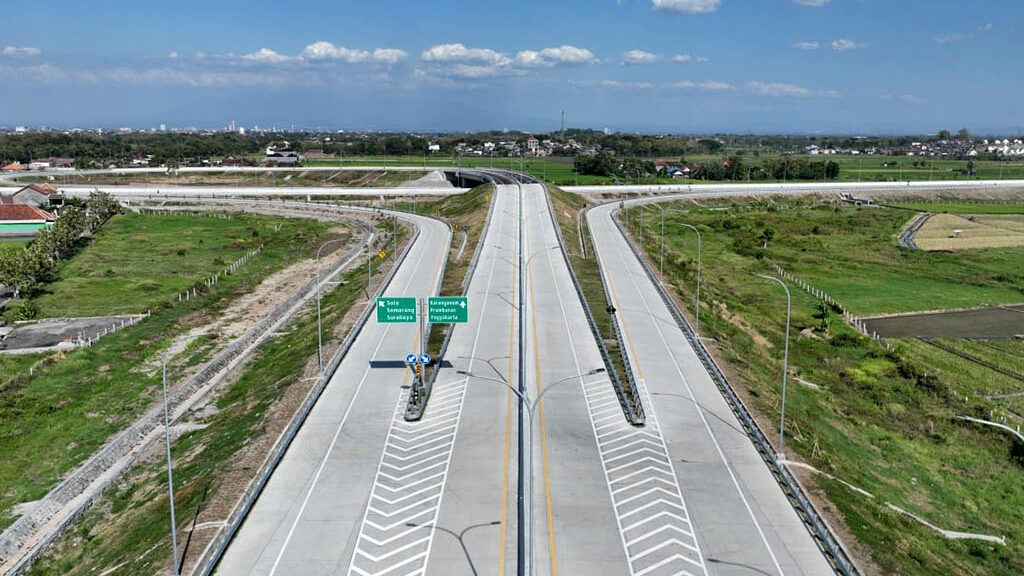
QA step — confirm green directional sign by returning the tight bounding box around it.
[376,297,417,323]
[428,296,469,324]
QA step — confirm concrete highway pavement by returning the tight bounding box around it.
[587,198,834,575]
[214,209,451,576]
[520,183,634,576]
[422,184,519,576]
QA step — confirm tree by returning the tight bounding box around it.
[957,128,971,141]
[937,129,951,141]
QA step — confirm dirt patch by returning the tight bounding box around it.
[713,300,772,348]
[864,305,1024,339]
[914,213,1024,251]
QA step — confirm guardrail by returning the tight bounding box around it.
[191,207,423,576]
[610,210,863,576]
[405,181,498,420]
[542,185,645,426]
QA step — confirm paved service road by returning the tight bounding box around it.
[215,210,451,576]
[587,198,834,576]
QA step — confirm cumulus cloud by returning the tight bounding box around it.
[670,80,732,90]
[747,80,839,98]
[791,0,830,6]
[302,41,370,62]
[651,0,720,14]
[168,51,179,59]
[516,45,597,67]
[670,53,708,63]
[241,47,292,63]
[831,39,862,51]
[2,46,41,57]
[371,48,409,64]
[623,50,661,65]
[793,41,820,50]
[421,43,510,66]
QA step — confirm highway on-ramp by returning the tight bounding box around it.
[586,197,834,575]
[214,209,451,576]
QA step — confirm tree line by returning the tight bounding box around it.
[577,152,840,181]
[0,192,121,307]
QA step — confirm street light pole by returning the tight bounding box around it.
[457,368,604,576]
[643,204,702,337]
[315,238,349,373]
[755,274,791,460]
[161,352,181,576]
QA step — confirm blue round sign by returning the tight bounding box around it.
[405,354,418,365]
[420,353,432,365]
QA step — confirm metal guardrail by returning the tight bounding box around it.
[541,185,645,426]
[1,203,377,576]
[193,208,424,576]
[610,210,863,576]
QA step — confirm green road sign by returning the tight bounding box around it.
[376,297,417,323]
[428,297,469,323]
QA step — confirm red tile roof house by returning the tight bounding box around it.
[0,184,62,208]
[0,204,55,237]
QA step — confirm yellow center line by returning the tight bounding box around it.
[526,206,559,576]
[498,191,518,576]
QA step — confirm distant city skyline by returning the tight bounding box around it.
[1,0,1020,134]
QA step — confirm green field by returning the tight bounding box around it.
[629,200,1024,575]
[27,211,339,318]
[629,201,1024,315]
[307,153,1024,186]
[0,211,338,532]
[0,240,29,255]
[16,169,424,188]
[885,200,1024,214]
[27,258,374,576]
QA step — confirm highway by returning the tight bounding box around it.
[586,197,835,575]
[214,208,451,576]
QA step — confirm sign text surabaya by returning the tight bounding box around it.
[428,297,468,324]
[376,297,417,323]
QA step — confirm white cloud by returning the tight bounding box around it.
[793,41,820,50]
[623,49,661,65]
[301,41,370,63]
[516,45,597,67]
[2,46,41,57]
[831,39,862,51]
[241,47,292,63]
[900,94,923,105]
[421,43,510,66]
[601,79,654,89]
[651,0,720,14]
[747,80,839,98]
[371,48,409,64]
[671,53,706,63]
[935,23,994,44]
[168,51,179,59]
[670,80,732,90]
[791,0,830,6]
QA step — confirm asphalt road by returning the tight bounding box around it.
[587,199,834,576]
[214,209,451,576]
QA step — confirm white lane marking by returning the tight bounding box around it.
[264,221,444,575]
[531,185,707,576]
[347,186,513,576]
[598,210,786,575]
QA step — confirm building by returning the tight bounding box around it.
[1,162,26,172]
[0,184,63,208]
[0,204,55,237]
[526,136,540,156]
[28,157,75,170]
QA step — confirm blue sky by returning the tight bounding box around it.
[0,0,1019,134]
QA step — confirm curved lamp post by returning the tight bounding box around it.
[755,273,791,460]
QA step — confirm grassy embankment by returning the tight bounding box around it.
[0,211,340,531]
[627,199,1024,575]
[411,184,494,358]
[26,252,381,576]
[546,185,640,415]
